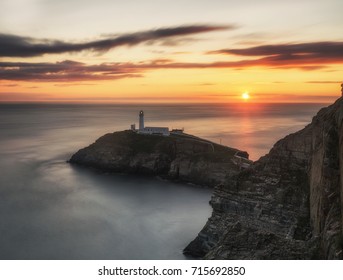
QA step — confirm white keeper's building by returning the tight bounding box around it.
[130,110,170,136]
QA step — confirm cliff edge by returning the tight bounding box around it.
[69,131,250,187]
[184,97,343,259]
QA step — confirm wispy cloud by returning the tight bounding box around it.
[211,42,343,57]
[306,80,342,84]
[2,83,19,87]
[3,39,343,82]
[198,83,215,86]
[0,24,232,57]
[0,56,336,82]
[208,41,343,69]
[0,60,143,81]
[54,83,98,87]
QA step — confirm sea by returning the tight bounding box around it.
[0,102,328,259]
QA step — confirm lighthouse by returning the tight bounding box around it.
[130,110,170,136]
[139,110,144,131]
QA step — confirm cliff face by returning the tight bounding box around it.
[184,97,343,259]
[69,131,249,187]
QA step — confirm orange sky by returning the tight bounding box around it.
[1,0,342,103]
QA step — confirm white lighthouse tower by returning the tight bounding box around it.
[139,110,144,131]
[130,110,170,136]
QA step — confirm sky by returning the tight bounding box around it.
[0,0,343,103]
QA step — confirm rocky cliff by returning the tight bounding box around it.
[184,97,343,259]
[69,131,249,187]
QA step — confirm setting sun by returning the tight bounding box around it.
[242,92,250,100]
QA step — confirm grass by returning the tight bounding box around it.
[98,130,240,164]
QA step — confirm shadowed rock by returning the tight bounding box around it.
[184,97,343,259]
[69,131,249,187]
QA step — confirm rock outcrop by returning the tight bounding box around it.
[184,97,343,259]
[69,131,249,187]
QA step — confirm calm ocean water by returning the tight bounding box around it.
[0,102,327,259]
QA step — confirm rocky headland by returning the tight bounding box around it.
[69,97,343,260]
[69,131,250,187]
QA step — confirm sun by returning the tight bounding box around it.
[242,92,250,100]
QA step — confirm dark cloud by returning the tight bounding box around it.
[2,83,19,87]
[130,58,328,71]
[0,56,334,82]
[3,39,343,82]
[0,60,144,82]
[198,83,215,86]
[208,41,343,68]
[211,42,343,57]
[0,25,232,57]
[54,83,97,87]
[306,81,342,84]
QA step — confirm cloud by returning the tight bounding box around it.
[130,57,327,71]
[306,81,342,84]
[54,83,97,87]
[0,25,232,57]
[198,83,215,86]
[0,60,143,82]
[0,56,334,82]
[211,42,343,57]
[208,41,343,69]
[2,83,19,87]
[3,38,343,82]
